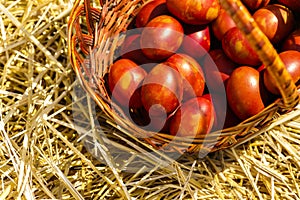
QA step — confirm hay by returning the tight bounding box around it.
[0,0,300,199]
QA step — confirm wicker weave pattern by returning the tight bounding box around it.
[68,0,300,153]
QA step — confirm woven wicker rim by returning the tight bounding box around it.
[68,0,300,153]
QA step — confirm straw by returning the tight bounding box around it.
[1,0,300,199]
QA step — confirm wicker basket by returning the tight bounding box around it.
[68,0,299,154]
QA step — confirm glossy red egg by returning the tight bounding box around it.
[166,0,220,25]
[169,97,214,137]
[166,53,205,101]
[211,9,236,41]
[120,34,154,65]
[140,15,184,60]
[264,50,300,95]
[203,49,238,93]
[226,66,265,120]
[108,59,147,108]
[181,25,210,59]
[135,0,169,28]
[128,87,144,110]
[282,29,300,52]
[222,27,261,66]
[202,94,217,129]
[253,4,295,44]
[242,0,270,11]
[141,62,183,117]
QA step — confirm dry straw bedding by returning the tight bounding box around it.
[0,0,300,199]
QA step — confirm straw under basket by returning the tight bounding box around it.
[68,0,300,154]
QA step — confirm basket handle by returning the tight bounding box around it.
[220,0,299,109]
